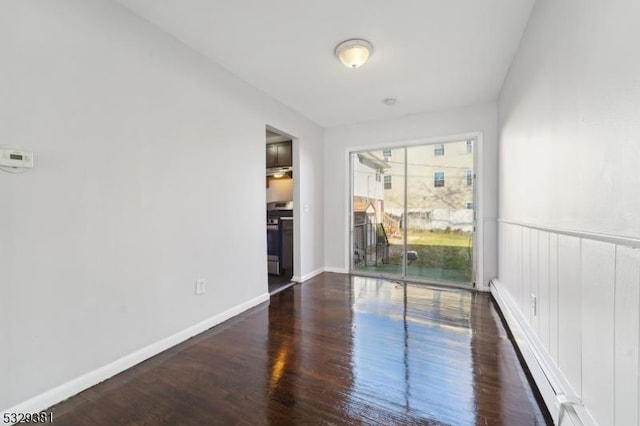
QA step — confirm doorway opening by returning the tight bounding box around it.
[350,139,476,286]
[266,127,295,294]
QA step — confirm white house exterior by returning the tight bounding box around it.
[359,141,474,232]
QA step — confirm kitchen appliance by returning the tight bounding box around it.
[267,201,293,276]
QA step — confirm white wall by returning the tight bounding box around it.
[324,103,498,288]
[499,1,640,237]
[0,0,323,413]
[496,0,640,424]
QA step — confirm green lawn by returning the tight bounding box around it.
[354,230,473,283]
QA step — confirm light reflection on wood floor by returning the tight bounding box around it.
[50,273,551,425]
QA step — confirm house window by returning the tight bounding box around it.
[466,140,473,153]
[375,170,381,182]
[434,144,445,156]
[382,149,391,160]
[384,175,392,189]
[466,202,473,209]
[434,172,445,187]
[466,170,473,186]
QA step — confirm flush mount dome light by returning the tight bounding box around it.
[335,39,373,69]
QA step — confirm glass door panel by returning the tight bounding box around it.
[405,142,474,284]
[351,140,474,286]
[351,148,405,276]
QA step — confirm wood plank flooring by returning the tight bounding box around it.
[49,273,551,425]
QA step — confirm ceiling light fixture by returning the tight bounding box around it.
[335,39,373,69]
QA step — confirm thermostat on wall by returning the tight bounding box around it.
[0,147,34,168]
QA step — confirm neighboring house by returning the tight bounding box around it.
[352,152,389,263]
[352,152,389,224]
[368,141,474,232]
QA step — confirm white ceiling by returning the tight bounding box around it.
[115,0,535,127]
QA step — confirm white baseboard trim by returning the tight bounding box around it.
[323,266,348,274]
[293,266,349,282]
[490,279,595,426]
[1,292,270,421]
[292,267,325,283]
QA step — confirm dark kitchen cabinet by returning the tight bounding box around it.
[281,218,293,276]
[266,141,292,168]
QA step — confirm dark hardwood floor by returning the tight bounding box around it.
[49,273,551,425]
[268,273,294,294]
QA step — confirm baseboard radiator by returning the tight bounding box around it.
[490,279,594,426]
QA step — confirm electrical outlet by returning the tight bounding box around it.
[530,293,537,316]
[195,279,206,295]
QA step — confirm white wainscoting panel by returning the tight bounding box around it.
[581,239,615,426]
[531,229,540,335]
[614,245,640,426]
[498,223,507,291]
[549,232,559,364]
[538,231,550,351]
[522,227,532,323]
[495,220,640,426]
[557,234,582,397]
[509,223,520,310]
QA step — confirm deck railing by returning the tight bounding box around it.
[353,223,389,266]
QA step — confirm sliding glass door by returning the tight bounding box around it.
[351,148,405,276]
[350,140,475,286]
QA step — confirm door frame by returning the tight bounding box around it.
[266,124,299,282]
[345,132,484,289]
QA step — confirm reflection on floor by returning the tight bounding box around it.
[268,273,293,294]
[49,273,552,425]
